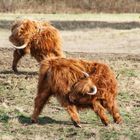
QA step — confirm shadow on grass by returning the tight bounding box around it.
[0,114,99,126]
[0,70,38,76]
[0,114,10,123]
[18,115,71,126]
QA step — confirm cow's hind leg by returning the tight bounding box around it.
[66,105,81,128]
[31,91,51,123]
[92,100,109,126]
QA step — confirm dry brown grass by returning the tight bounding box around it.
[0,0,140,13]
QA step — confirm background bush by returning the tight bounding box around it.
[0,0,140,13]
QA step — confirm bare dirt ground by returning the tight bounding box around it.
[1,28,140,54]
[0,27,140,139]
[62,28,140,54]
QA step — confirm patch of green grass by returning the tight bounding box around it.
[0,111,9,123]
[118,91,132,101]
[100,128,140,140]
[119,68,138,77]
[100,130,120,140]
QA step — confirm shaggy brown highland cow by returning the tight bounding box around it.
[9,19,64,72]
[31,58,122,127]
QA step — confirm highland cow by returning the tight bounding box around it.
[31,58,122,127]
[9,19,64,72]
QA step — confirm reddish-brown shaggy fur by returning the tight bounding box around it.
[9,19,64,72]
[31,58,122,127]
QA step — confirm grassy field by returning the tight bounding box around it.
[0,49,140,140]
[0,13,140,22]
[0,13,140,139]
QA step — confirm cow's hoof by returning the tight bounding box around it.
[114,117,123,124]
[12,67,18,73]
[101,119,109,126]
[72,120,82,128]
[31,118,38,123]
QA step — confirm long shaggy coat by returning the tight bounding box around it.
[9,19,64,72]
[31,58,122,127]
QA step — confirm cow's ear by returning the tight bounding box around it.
[11,21,20,31]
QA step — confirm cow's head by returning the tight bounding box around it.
[73,71,97,95]
[9,19,37,49]
[69,71,97,103]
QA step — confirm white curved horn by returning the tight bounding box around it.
[87,85,97,95]
[12,43,27,49]
[82,71,89,77]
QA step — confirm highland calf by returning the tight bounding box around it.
[9,19,64,72]
[31,58,122,127]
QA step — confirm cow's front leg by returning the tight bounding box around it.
[12,47,30,73]
[66,105,81,128]
[12,49,26,72]
[92,100,109,126]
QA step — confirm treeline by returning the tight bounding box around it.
[0,0,140,13]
